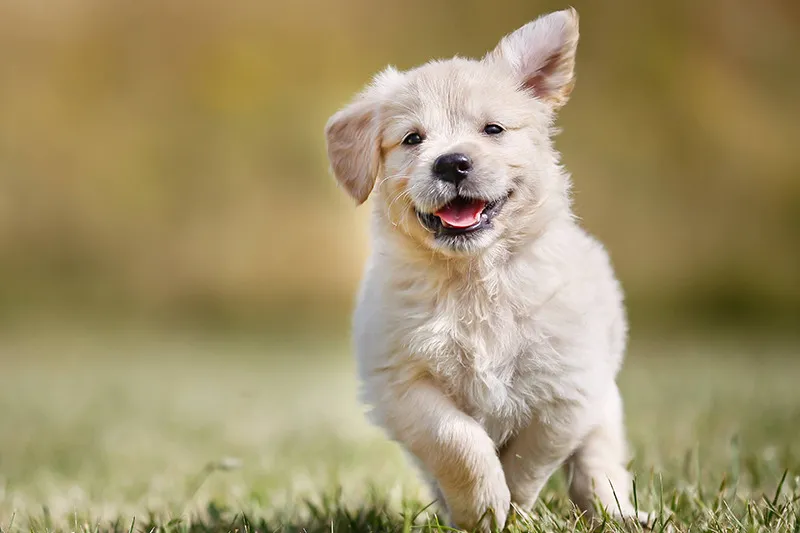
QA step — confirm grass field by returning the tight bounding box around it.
[1,330,799,533]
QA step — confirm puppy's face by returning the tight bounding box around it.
[326,9,579,256]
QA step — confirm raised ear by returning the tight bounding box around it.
[325,90,382,204]
[486,8,580,108]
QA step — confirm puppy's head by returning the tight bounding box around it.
[326,9,579,256]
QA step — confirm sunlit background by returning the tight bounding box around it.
[1,0,798,529]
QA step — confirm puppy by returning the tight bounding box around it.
[325,8,650,531]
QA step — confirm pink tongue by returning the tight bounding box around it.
[435,199,487,228]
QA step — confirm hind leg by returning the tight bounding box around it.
[567,384,652,526]
[500,408,589,513]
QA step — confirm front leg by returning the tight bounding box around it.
[380,378,510,531]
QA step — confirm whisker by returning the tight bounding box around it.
[386,188,412,227]
[376,173,410,187]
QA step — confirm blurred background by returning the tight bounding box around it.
[0,0,799,526]
[1,0,798,335]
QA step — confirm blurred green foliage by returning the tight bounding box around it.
[0,0,798,331]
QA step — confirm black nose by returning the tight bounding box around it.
[433,153,472,184]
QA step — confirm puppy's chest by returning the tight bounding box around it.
[405,295,561,441]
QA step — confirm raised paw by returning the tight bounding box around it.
[446,477,511,533]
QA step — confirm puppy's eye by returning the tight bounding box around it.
[483,124,505,135]
[402,132,424,146]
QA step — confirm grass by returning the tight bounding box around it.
[0,329,799,532]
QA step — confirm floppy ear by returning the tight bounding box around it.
[487,8,580,108]
[325,91,382,204]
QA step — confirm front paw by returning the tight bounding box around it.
[447,476,511,532]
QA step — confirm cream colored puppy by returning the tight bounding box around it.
[326,8,650,531]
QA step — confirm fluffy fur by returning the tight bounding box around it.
[325,8,651,531]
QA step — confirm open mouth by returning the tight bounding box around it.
[416,194,509,236]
